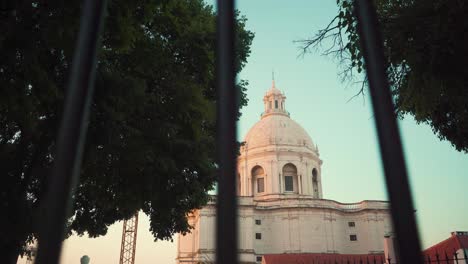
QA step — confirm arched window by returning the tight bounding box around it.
[312,168,319,198]
[251,166,265,195]
[282,163,298,193]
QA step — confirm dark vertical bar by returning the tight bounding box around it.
[215,0,238,264]
[353,0,423,263]
[35,0,107,263]
[465,249,468,264]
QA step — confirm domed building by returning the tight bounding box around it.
[177,82,393,264]
[238,82,321,199]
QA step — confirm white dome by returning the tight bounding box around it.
[243,114,315,151]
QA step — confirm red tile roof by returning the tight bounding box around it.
[422,232,468,262]
[262,253,385,264]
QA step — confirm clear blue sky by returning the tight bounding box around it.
[21,1,467,263]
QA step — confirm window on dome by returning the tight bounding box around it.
[275,100,278,109]
[268,101,272,109]
[282,163,299,193]
[252,166,265,196]
[284,176,293,191]
[312,168,319,198]
[257,177,264,193]
[283,163,297,193]
[312,168,318,179]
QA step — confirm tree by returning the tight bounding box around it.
[0,0,254,262]
[299,0,468,152]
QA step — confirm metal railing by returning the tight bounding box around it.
[265,252,468,264]
[422,252,468,264]
[32,0,425,263]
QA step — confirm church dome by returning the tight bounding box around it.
[243,80,316,152]
[244,114,315,151]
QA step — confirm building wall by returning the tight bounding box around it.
[178,212,201,263]
[177,197,392,264]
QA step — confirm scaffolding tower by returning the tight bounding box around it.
[119,212,139,264]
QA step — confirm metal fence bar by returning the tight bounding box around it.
[34,0,107,263]
[353,0,423,263]
[215,0,238,264]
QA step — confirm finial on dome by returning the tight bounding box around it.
[272,70,276,88]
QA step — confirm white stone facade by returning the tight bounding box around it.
[178,197,392,263]
[177,82,393,264]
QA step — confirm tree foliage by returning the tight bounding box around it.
[0,0,253,260]
[299,0,468,152]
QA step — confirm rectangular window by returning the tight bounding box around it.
[350,234,357,241]
[256,233,262,239]
[257,178,264,193]
[256,256,262,262]
[348,221,355,227]
[255,219,261,225]
[284,176,293,192]
[275,100,278,109]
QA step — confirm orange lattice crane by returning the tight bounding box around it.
[119,212,139,264]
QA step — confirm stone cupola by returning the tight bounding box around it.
[262,80,289,118]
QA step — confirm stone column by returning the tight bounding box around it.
[384,234,398,264]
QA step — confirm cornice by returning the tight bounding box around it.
[238,148,321,163]
[204,195,390,213]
